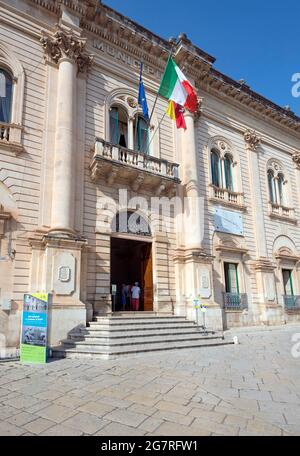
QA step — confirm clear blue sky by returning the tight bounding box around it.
[104,0,300,116]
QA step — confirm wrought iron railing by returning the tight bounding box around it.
[283,295,300,311]
[223,293,248,310]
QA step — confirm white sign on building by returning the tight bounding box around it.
[214,208,244,236]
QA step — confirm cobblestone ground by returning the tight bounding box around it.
[0,325,300,436]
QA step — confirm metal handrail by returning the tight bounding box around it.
[283,295,300,311]
[223,292,248,310]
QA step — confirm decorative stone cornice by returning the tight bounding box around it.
[292,153,300,169]
[40,25,94,74]
[30,1,300,135]
[244,129,261,151]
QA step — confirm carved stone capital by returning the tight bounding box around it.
[183,97,203,120]
[40,25,94,74]
[244,129,261,151]
[292,152,300,170]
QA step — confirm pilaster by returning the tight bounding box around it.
[245,130,283,323]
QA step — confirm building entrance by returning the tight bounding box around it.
[110,237,153,312]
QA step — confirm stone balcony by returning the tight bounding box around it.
[209,184,245,210]
[90,138,180,196]
[269,203,297,223]
[0,122,23,154]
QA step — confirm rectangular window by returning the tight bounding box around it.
[282,269,294,296]
[224,262,239,294]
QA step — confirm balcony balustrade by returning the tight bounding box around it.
[90,138,180,196]
[209,185,245,209]
[223,293,248,311]
[0,123,10,142]
[269,203,295,221]
[0,122,23,154]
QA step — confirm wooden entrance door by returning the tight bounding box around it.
[141,244,153,311]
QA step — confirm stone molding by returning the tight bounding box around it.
[173,247,214,264]
[29,231,88,250]
[292,153,300,169]
[253,258,276,272]
[29,1,300,133]
[40,25,94,74]
[244,129,261,151]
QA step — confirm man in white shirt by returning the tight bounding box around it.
[131,282,141,311]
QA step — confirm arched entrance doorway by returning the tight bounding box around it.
[110,211,153,312]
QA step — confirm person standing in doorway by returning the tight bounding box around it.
[131,282,141,312]
[124,284,130,310]
[121,284,127,311]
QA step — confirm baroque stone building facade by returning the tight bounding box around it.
[0,0,300,355]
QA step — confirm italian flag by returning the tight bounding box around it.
[158,57,198,129]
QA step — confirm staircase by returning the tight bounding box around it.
[52,313,232,360]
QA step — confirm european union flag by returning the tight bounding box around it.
[138,63,149,120]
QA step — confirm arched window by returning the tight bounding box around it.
[224,154,234,191]
[267,165,288,207]
[134,116,149,154]
[267,170,276,203]
[211,149,221,187]
[277,173,285,206]
[0,68,13,124]
[109,106,128,148]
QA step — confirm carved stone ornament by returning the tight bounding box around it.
[292,153,300,169]
[127,97,138,109]
[244,129,261,151]
[58,266,71,283]
[40,26,94,74]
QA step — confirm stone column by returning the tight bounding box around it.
[245,130,267,258]
[30,26,94,346]
[174,109,218,328]
[128,117,135,150]
[245,129,283,325]
[40,26,93,236]
[51,57,76,234]
[182,111,203,251]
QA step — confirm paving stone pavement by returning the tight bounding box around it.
[0,325,300,436]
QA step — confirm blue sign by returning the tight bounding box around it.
[20,293,50,364]
[214,208,244,236]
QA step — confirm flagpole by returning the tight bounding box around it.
[144,111,167,156]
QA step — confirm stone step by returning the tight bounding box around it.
[93,316,187,324]
[88,322,198,331]
[64,332,223,347]
[52,338,233,360]
[94,313,180,318]
[70,328,215,340]
[83,326,211,337]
